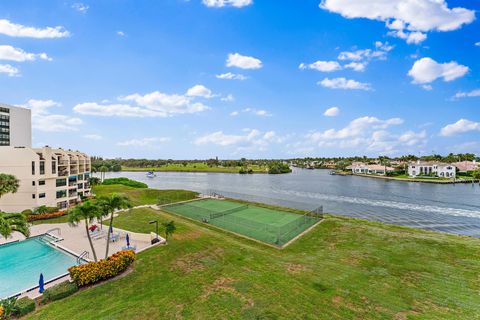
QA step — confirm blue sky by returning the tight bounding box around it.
[0,0,479,159]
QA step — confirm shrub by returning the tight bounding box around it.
[69,250,135,287]
[27,211,66,222]
[102,178,147,188]
[14,297,35,317]
[21,209,33,216]
[41,281,78,303]
[268,163,292,174]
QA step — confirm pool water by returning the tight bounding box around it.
[0,236,78,298]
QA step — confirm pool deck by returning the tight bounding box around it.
[1,219,162,299]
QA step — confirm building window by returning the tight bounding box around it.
[39,193,46,198]
[32,194,36,199]
[39,180,46,186]
[32,181,35,186]
[40,161,45,175]
[32,161,35,175]
[56,190,67,199]
[52,161,57,174]
[56,178,67,187]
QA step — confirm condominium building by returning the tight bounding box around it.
[0,146,91,212]
[0,103,32,147]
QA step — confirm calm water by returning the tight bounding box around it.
[0,236,78,298]
[103,169,480,238]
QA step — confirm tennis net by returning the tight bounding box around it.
[209,205,249,220]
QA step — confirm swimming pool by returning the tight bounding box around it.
[0,235,79,298]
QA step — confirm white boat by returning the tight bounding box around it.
[146,171,156,178]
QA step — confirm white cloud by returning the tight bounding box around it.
[221,94,235,102]
[0,19,70,38]
[226,53,262,69]
[117,137,170,147]
[476,42,480,47]
[408,57,469,84]
[302,116,424,154]
[83,134,102,140]
[324,107,340,117]
[307,116,403,142]
[186,84,215,98]
[216,72,247,80]
[0,45,51,62]
[117,31,125,36]
[344,62,366,72]
[0,64,19,77]
[318,77,372,90]
[422,84,433,91]
[389,30,427,44]
[299,60,341,72]
[74,89,210,118]
[440,119,480,136]
[453,89,480,99]
[20,99,83,132]
[320,0,475,44]
[231,108,272,117]
[195,129,282,153]
[202,0,252,8]
[338,42,393,61]
[72,3,89,13]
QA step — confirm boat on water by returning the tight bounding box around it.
[146,171,156,178]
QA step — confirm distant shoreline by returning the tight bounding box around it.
[350,173,479,184]
[121,167,271,174]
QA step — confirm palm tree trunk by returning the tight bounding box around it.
[104,210,113,259]
[85,218,98,262]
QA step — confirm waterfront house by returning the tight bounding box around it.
[347,162,394,175]
[407,161,456,179]
[453,160,478,173]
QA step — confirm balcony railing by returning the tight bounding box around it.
[58,160,69,166]
[58,171,68,177]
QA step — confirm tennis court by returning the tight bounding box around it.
[162,198,320,247]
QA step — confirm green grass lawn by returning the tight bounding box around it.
[92,185,198,206]
[27,201,480,319]
[122,162,268,174]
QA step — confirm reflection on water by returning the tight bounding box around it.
[102,168,480,237]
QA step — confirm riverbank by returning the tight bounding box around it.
[28,184,480,319]
[352,173,480,184]
[122,163,269,174]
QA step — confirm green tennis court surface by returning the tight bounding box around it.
[162,198,320,247]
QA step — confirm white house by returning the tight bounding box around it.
[408,161,456,179]
[347,162,394,175]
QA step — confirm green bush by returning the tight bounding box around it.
[268,163,292,174]
[14,297,35,317]
[41,281,78,303]
[102,177,148,188]
[21,209,33,216]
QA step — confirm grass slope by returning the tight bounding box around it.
[92,185,198,206]
[122,162,268,174]
[28,206,480,319]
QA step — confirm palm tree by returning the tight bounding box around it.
[0,212,29,239]
[0,174,19,199]
[99,165,109,182]
[97,194,131,258]
[68,201,101,262]
[162,220,176,240]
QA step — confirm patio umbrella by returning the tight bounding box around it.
[126,233,130,248]
[39,273,44,293]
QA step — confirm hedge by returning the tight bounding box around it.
[69,250,135,287]
[14,297,35,317]
[27,211,66,222]
[102,177,148,188]
[41,281,78,303]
